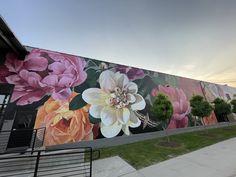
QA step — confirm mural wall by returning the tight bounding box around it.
[1,48,236,146]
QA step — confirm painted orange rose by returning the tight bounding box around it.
[34,92,93,146]
[201,111,218,125]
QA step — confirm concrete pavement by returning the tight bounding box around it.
[92,156,142,177]
[93,137,236,177]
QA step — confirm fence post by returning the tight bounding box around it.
[90,148,92,177]
[32,129,37,154]
[34,151,41,177]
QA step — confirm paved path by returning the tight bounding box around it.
[93,137,236,177]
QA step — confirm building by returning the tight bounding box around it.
[0,16,236,151]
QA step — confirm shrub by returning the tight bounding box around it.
[190,95,213,118]
[150,93,173,142]
[213,98,231,115]
[230,99,236,113]
[150,93,173,125]
[213,98,231,121]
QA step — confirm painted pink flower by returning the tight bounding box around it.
[0,65,11,83]
[115,65,145,81]
[2,52,48,105]
[1,49,87,105]
[39,50,87,100]
[152,85,191,129]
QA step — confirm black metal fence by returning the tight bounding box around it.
[0,147,93,177]
[0,127,46,154]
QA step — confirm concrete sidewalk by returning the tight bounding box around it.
[93,137,236,177]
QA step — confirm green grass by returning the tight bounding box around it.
[97,125,236,169]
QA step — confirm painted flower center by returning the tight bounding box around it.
[56,118,72,132]
[109,87,129,109]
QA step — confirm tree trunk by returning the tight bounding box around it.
[201,117,209,134]
[194,116,198,126]
[162,126,170,143]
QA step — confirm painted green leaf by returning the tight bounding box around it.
[138,76,156,98]
[74,69,98,93]
[151,76,167,86]
[69,94,87,110]
[165,75,179,87]
[89,114,101,124]
[74,82,90,93]
[86,69,98,87]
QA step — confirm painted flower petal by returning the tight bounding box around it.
[122,125,130,135]
[24,56,48,71]
[25,49,43,60]
[177,116,188,128]
[41,75,58,86]
[172,101,181,114]
[167,119,177,129]
[121,111,141,135]
[16,90,46,105]
[99,70,116,93]
[100,121,122,138]
[72,68,87,87]
[58,77,73,87]
[11,91,29,103]
[82,88,108,105]
[131,94,146,110]
[52,88,71,100]
[19,71,42,88]
[117,108,130,124]
[5,53,23,72]
[89,105,103,118]
[115,65,144,81]
[48,62,66,74]
[129,111,141,128]
[5,74,21,84]
[0,66,11,83]
[125,82,138,94]
[151,87,159,97]
[114,72,129,89]
[127,68,145,81]
[127,93,136,103]
[101,106,117,126]
[179,99,190,114]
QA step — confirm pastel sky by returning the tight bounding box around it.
[1,0,236,87]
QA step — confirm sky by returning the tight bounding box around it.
[0,0,236,87]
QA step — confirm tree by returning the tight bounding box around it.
[213,98,232,122]
[230,99,236,113]
[190,95,213,126]
[150,93,173,142]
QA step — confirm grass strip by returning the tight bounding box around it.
[97,125,236,169]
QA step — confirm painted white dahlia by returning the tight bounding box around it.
[82,70,146,138]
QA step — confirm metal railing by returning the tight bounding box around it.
[0,127,46,154]
[0,147,93,177]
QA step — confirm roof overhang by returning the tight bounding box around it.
[0,16,27,63]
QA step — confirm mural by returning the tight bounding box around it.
[200,82,225,102]
[201,112,218,125]
[1,48,236,146]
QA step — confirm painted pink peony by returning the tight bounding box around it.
[151,85,191,129]
[0,49,87,105]
[0,65,11,83]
